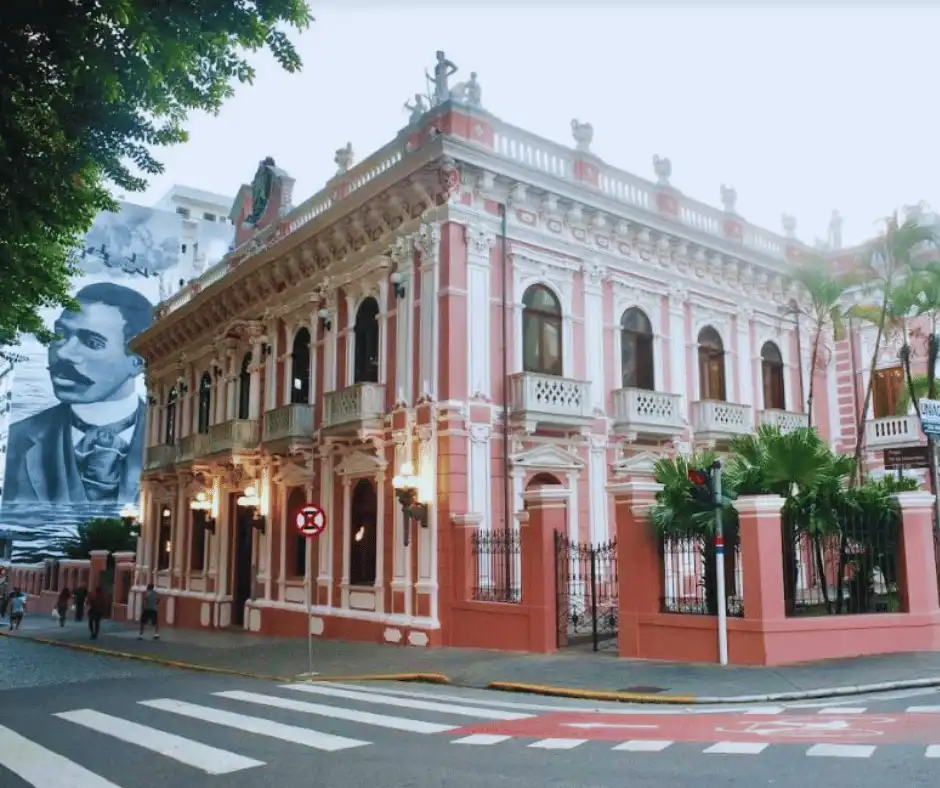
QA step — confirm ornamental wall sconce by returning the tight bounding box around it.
[190,491,217,533]
[237,484,267,534]
[392,461,430,547]
[390,271,406,299]
[120,502,141,537]
[317,308,332,332]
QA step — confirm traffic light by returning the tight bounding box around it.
[687,466,715,507]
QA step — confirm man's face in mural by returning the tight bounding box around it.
[48,301,139,405]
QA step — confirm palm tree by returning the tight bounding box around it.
[786,259,850,428]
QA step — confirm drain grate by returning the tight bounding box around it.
[620,685,666,694]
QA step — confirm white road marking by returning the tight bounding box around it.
[562,722,658,730]
[806,743,876,758]
[612,740,673,752]
[55,709,264,775]
[452,734,513,745]
[925,745,940,758]
[214,690,455,734]
[703,741,769,755]
[0,724,123,787]
[283,683,531,720]
[139,699,367,752]
[817,707,866,715]
[907,706,940,713]
[743,707,785,715]
[528,738,586,749]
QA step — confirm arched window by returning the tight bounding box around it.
[164,387,178,445]
[197,372,212,434]
[286,487,308,577]
[621,307,655,390]
[761,341,786,411]
[697,327,727,401]
[291,328,312,404]
[237,352,251,419]
[354,298,380,383]
[522,284,563,376]
[349,479,378,586]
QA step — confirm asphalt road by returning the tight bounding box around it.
[1,637,938,787]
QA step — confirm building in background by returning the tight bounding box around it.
[0,187,235,557]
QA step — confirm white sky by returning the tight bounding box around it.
[138,4,940,248]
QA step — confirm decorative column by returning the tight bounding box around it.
[467,425,493,527]
[317,446,335,606]
[265,317,280,411]
[736,306,754,408]
[278,485,287,603]
[344,292,356,388]
[582,261,608,413]
[464,225,496,400]
[248,333,266,420]
[415,424,438,621]
[733,495,787,623]
[390,430,410,614]
[390,235,415,406]
[668,283,689,418]
[415,223,441,400]
[323,290,338,394]
[377,278,390,386]
[179,367,193,439]
[340,475,352,607]
[373,469,386,612]
[173,474,190,590]
[587,435,609,542]
[224,349,238,421]
[565,470,580,542]
[895,491,940,613]
[214,478,232,627]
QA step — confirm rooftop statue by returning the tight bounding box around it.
[427,50,458,105]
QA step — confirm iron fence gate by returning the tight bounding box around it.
[555,534,618,651]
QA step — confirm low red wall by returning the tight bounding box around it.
[447,601,544,652]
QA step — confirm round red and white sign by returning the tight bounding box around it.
[295,504,327,538]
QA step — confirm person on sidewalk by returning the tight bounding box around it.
[0,589,8,622]
[139,583,160,640]
[86,586,105,639]
[73,585,87,623]
[9,588,26,630]
[55,587,71,627]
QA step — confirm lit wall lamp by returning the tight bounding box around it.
[389,271,406,299]
[318,308,332,332]
[237,484,266,533]
[190,491,217,533]
[392,461,430,547]
[120,502,141,537]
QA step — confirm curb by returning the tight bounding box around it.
[488,677,940,705]
[0,631,451,686]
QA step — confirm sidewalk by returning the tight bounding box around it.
[5,617,940,703]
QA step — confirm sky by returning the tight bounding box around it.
[137,4,940,249]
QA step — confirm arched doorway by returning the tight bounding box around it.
[349,479,378,586]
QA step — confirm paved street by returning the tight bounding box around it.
[2,637,939,787]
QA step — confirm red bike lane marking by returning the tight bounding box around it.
[449,712,940,744]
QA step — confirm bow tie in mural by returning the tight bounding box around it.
[72,412,137,500]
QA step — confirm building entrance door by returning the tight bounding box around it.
[232,496,254,627]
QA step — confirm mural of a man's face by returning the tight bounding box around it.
[48,301,140,404]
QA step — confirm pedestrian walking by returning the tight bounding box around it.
[9,588,26,630]
[0,589,8,621]
[55,587,70,627]
[73,585,87,623]
[86,586,105,640]
[138,583,160,640]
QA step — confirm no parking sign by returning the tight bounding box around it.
[295,504,327,538]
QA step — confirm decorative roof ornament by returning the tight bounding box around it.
[404,92,429,124]
[720,184,737,214]
[334,143,354,175]
[426,50,458,106]
[827,209,843,251]
[246,156,277,225]
[653,154,672,186]
[781,214,797,238]
[451,72,482,109]
[571,119,593,153]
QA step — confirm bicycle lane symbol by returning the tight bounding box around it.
[714,717,899,741]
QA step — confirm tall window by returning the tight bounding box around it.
[157,507,172,571]
[697,327,727,401]
[291,328,312,404]
[522,284,563,376]
[354,298,380,383]
[873,366,904,418]
[190,510,208,571]
[349,479,378,586]
[237,352,252,419]
[286,487,308,577]
[164,387,178,445]
[621,307,655,390]
[761,341,786,411]
[197,373,212,434]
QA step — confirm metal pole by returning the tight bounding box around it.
[590,546,599,652]
[713,461,729,666]
[305,556,313,678]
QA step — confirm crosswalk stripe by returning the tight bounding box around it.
[0,724,123,788]
[139,699,368,752]
[817,707,866,715]
[283,683,531,720]
[908,706,940,713]
[806,744,876,758]
[528,738,586,749]
[322,682,581,712]
[214,690,456,734]
[612,740,673,752]
[703,741,768,755]
[926,745,940,758]
[54,709,264,775]
[452,734,514,745]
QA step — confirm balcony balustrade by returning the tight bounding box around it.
[508,372,592,432]
[208,419,260,455]
[691,400,753,444]
[322,383,386,433]
[758,409,809,434]
[865,414,923,450]
[611,388,684,442]
[144,444,177,471]
[264,403,316,446]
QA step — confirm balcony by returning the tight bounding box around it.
[208,419,260,455]
[865,415,923,450]
[758,409,809,434]
[611,388,684,442]
[508,372,592,432]
[263,403,316,449]
[322,383,386,434]
[144,444,177,471]
[691,400,753,444]
[177,432,210,463]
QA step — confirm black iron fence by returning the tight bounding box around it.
[781,501,901,617]
[660,530,743,618]
[555,535,619,651]
[470,528,521,603]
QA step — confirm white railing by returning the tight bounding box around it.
[691,400,752,440]
[758,409,809,434]
[208,419,260,454]
[612,388,683,437]
[865,415,923,449]
[322,383,386,429]
[264,403,315,442]
[178,433,210,462]
[508,372,591,426]
[144,444,177,471]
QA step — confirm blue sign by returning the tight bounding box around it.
[919,399,940,436]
